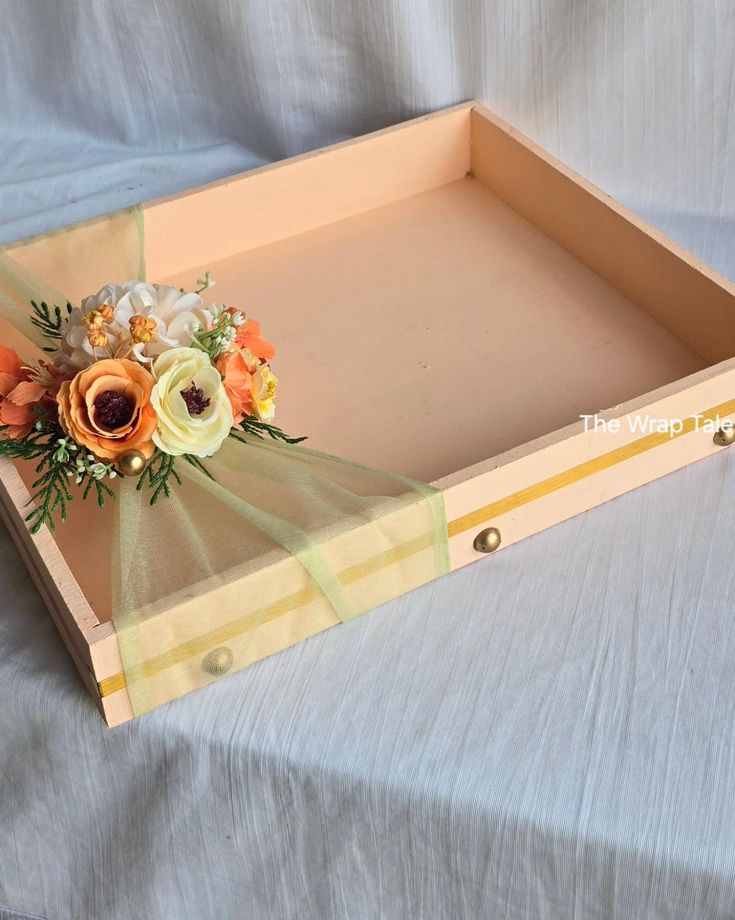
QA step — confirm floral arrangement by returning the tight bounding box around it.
[0,274,303,532]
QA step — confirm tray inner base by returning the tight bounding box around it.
[163,176,706,482]
[1,172,709,628]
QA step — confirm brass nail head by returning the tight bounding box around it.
[202,647,234,676]
[118,449,148,476]
[473,526,502,554]
[713,425,735,447]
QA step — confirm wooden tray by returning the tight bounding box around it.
[2,101,735,725]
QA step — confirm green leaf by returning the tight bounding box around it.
[234,417,307,445]
[136,451,183,505]
[29,299,73,343]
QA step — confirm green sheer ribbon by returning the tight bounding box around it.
[1,209,450,716]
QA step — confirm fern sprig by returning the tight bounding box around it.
[30,300,73,349]
[182,454,216,480]
[235,416,307,445]
[136,451,182,505]
[1,418,118,532]
[26,454,74,533]
[82,474,116,507]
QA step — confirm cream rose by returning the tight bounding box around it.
[151,348,233,457]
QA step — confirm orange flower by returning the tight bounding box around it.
[232,316,275,362]
[0,345,47,439]
[216,349,255,425]
[57,359,156,461]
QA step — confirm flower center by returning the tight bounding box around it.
[129,315,158,344]
[180,383,211,416]
[94,390,135,430]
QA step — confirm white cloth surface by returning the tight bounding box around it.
[4,455,735,920]
[1,0,733,280]
[1,1,735,918]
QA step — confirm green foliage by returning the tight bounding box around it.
[191,307,240,362]
[233,417,307,445]
[182,454,215,480]
[135,452,218,505]
[82,473,116,507]
[136,451,182,505]
[30,300,73,351]
[0,419,116,534]
[1,416,306,531]
[26,452,74,534]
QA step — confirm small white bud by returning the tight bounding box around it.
[196,271,215,290]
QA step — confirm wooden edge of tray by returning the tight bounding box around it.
[0,457,131,724]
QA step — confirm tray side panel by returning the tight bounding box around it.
[144,104,473,278]
[470,105,735,366]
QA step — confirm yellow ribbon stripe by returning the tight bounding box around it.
[448,397,735,537]
[98,397,735,699]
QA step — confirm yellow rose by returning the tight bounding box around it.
[151,347,233,457]
[252,364,278,421]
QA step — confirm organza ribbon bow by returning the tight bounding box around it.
[0,207,450,715]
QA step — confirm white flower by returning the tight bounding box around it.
[151,347,233,457]
[54,281,214,371]
[114,283,213,362]
[54,284,126,371]
[251,364,278,421]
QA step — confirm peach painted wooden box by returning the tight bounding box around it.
[2,101,735,726]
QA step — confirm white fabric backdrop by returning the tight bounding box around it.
[1,0,733,279]
[1,2,735,919]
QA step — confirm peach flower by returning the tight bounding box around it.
[0,345,47,439]
[216,348,256,425]
[232,316,275,363]
[57,359,157,461]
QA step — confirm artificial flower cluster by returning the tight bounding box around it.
[0,275,302,532]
